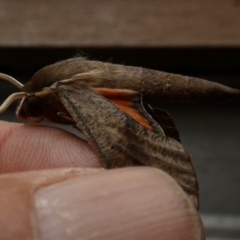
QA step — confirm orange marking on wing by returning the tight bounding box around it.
[93,88,135,100]
[92,87,152,130]
[111,100,152,130]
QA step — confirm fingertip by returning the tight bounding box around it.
[0,121,101,173]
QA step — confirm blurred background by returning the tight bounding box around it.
[0,1,240,239]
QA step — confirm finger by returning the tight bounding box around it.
[0,121,101,173]
[0,167,205,240]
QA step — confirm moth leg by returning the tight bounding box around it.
[57,112,74,122]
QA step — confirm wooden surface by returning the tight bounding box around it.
[1,0,240,47]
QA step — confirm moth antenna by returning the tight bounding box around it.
[0,92,27,113]
[0,73,23,89]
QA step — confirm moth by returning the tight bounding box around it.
[0,57,239,209]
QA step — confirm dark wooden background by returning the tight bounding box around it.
[1,0,240,47]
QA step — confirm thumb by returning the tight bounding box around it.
[0,167,205,240]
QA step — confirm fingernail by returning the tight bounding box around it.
[33,167,204,240]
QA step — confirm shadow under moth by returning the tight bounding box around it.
[0,57,240,209]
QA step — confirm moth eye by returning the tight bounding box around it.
[22,96,44,117]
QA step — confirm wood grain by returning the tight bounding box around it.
[1,0,240,47]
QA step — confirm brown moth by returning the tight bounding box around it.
[0,57,240,209]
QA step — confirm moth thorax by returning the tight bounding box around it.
[21,95,44,118]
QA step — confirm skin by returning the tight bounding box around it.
[0,121,205,240]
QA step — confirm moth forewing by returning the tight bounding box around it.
[55,81,199,208]
[20,57,240,103]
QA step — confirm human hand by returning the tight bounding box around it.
[0,121,205,240]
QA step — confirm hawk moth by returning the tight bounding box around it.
[1,57,239,209]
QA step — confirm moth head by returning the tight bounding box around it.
[17,94,45,123]
[0,73,73,124]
